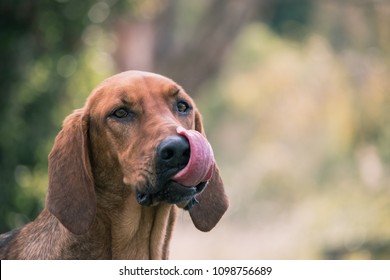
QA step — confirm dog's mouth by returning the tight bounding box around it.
[136,126,214,210]
[136,180,207,210]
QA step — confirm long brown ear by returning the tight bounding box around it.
[189,111,229,232]
[46,109,96,235]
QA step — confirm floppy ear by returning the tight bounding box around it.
[46,109,96,235]
[189,111,229,232]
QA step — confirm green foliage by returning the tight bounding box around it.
[267,0,312,41]
[0,0,120,232]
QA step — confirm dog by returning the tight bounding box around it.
[0,71,228,259]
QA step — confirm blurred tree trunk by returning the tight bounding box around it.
[114,0,266,95]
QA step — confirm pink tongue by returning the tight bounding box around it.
[172,126,214,187]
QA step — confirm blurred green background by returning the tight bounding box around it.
[1,0,390,259]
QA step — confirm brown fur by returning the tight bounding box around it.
[0,71,228,259]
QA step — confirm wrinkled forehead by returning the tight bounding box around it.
[85,71,188,113]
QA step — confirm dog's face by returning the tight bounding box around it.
[86,72,201,207]
[46,71,228,235]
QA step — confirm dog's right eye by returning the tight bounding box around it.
[112,108,129,118]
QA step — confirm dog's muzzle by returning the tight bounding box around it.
[136,129,212,209]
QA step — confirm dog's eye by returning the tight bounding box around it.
[177,101,190,113]
[113,108,128,118]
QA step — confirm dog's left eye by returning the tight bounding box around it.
[177,101,190,114]
[113,108,129,118]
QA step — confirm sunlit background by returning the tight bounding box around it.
[1,0,390,259]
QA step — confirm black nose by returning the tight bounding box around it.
[157,135,190,169]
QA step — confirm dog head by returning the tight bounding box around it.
[46,71,228,234]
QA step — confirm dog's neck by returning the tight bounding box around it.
[109,194,177,259]
[14,195,177,259]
